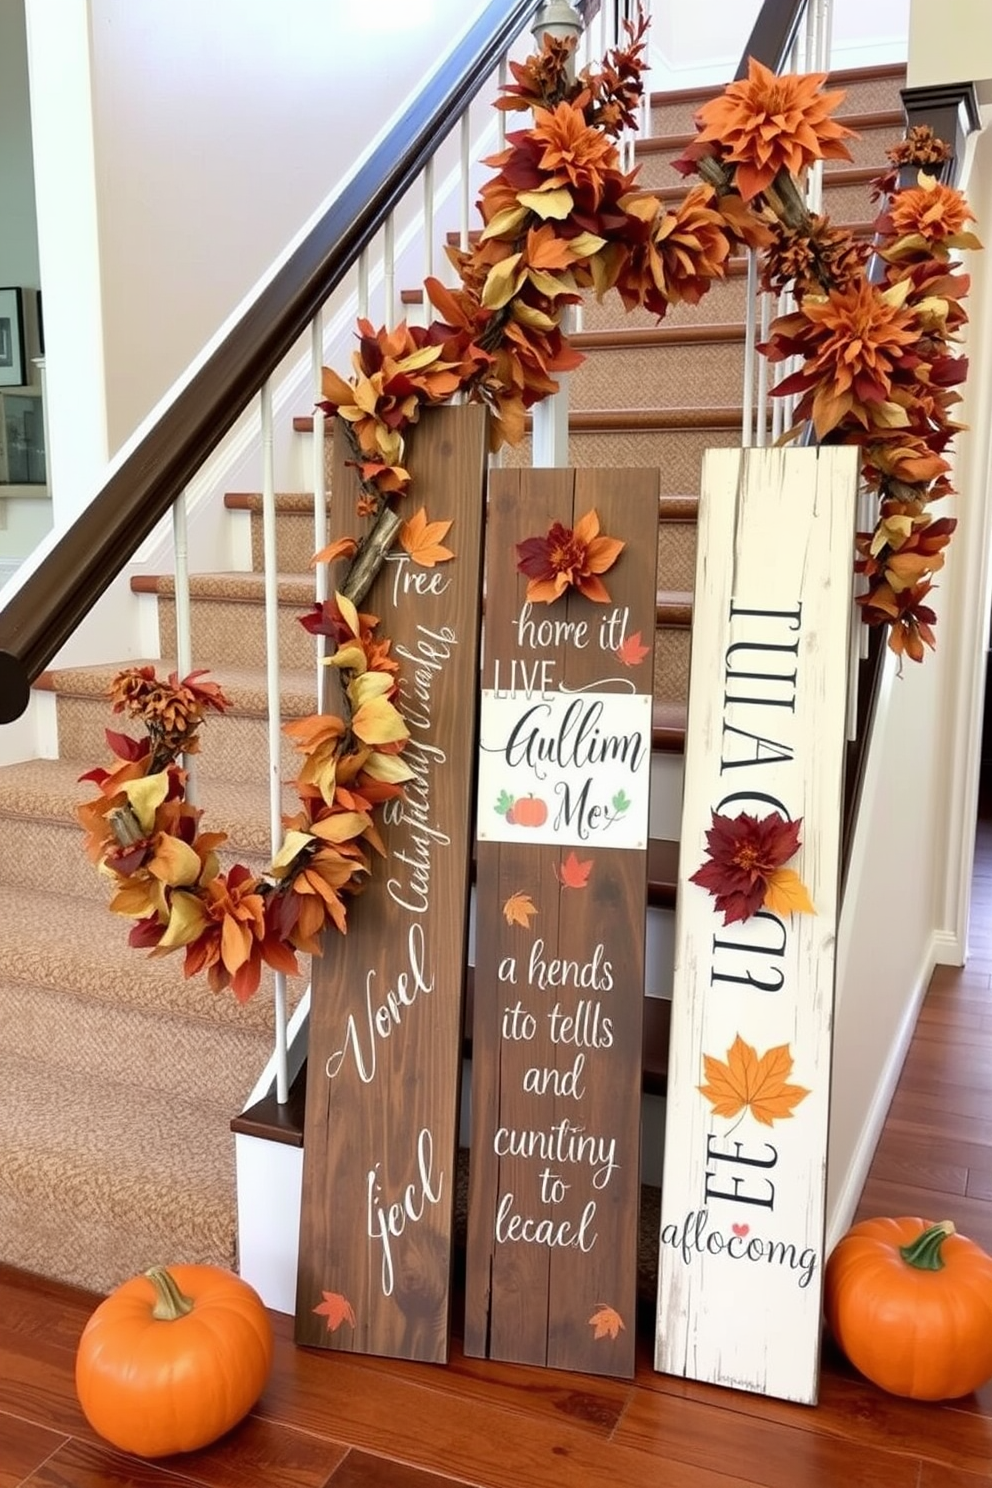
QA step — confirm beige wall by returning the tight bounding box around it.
[908,0,992,100]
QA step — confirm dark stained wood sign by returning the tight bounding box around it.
[295,404,487,1362]
[464,466,659,1378]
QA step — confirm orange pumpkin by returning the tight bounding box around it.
[824,1217,992,1400]
[75,1264,273,1457]
[509,794,548,827]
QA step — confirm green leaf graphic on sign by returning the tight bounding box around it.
[495,790,515,818]
[612,790,630,816]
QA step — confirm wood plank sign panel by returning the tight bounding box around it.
[464,466,659,1378]
[295,404,487,1362]
[655,445,859,1404]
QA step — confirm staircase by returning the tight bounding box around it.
[0,62,907,1297]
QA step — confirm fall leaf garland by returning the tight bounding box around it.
[81,20,980,997]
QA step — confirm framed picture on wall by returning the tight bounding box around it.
[0,288,26,387]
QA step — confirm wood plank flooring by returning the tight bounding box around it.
[3,816,992,1487]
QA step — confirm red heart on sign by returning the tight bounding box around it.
[732,1223,749,1237]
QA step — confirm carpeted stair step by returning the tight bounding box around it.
[0,1048,239,1294]
[654,592,693,707]
[657,495,698,592]
[135,572,319,673]
[35,661,320,783]
[0,883,301,1033]
[500,408,742,487]
[569,325,745,411]
[223,491,329,573]
[0,978,273,1111]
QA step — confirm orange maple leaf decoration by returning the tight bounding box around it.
[699,1035,810,1127]
[311,536,359,567]
[589,1303,625,1340]
[313,1290,357,1333]
[615,630,650,666]
[399,508,455,568]
[557,851,592,889]
[503,891,538,928]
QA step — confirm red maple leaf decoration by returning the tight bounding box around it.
[557,850,593,889]
[689,810,803,925]
[615,630,650,666]
[313,1290,357,1333]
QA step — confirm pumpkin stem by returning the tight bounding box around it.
[898,1220,956,1271]
[145,1266,195,1320]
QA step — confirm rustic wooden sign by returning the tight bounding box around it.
[464,466,659,1378]
[655,445,859,1405]
[295,404,487,1362]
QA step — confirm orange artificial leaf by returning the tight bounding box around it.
[589,1303,625,1341]
[399,508,455,568]
[312,536,358,567]
[699,1035,810,1126]
[615,631,650,667]
[503,891,538,928]
[763,867,816,917]
[313,1290,357,1333]
[557,851,592,889]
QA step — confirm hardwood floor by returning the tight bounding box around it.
[4,818,992,1487]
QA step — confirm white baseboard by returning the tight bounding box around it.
[824,930,938,1255]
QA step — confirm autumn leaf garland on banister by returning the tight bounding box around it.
[80,21,981,999]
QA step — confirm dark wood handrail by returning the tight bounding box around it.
[735,0,809,78]
[0,0,542,725]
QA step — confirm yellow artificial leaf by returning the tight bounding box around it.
[512,301,558,331]
[362,750,415,784]
[328,642,368,675]
[399,508,455,568]
[480,205,529,241]
[481,253,525,310]
[566,230,608,259]
[517,187,574,220]
[271,829,316,874]
[335,590,360,639]
[526,266,578,299]
[589,1303,625,1341]
[351,695,409,746]
[763,868,816,917]
[699,1035,810,1126]
[310,811,372,845]
[122,771,171,835]
[156,890,209,950]
[502,891,537,928]
[348,670,394,707]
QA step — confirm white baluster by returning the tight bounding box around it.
[358,246,370,322]
[172,488,196,803]
[261,379,289,1105]
[423,158,435,287]
[384,213,396,328]
[311,313,328,715]
[460,108,472,252]
[741,248,759,447]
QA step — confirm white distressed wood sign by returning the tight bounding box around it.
[655,445,859,1405]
